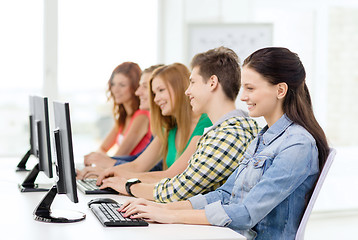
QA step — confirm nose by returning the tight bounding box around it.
[240,91,248,102]
[135,86,142,96]
[154,93,160,104]
[185,85,191,96]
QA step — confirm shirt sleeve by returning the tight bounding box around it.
[153,125,248,203]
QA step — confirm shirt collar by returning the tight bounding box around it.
[203,109,248,134]
[213,109,248,128]
[259,114,293,145]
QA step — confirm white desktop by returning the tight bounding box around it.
[1,157,245,240]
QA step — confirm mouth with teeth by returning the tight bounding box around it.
[247,103,256,111]
[158,102,167,110]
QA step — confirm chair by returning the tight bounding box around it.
[295,148,336,240]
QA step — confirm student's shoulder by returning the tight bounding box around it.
[202,116,256,141]
[220,116,259,132]
[284,123,316,145]
[132,109,150,118]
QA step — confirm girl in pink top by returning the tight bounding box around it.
[116,109,151,156]
[83,62,151,169]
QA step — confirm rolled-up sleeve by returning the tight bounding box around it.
[205,201,232,226]
[188,194,207,209]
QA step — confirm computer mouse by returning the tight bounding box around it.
[87,198,118,208]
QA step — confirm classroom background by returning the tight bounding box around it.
[1,0,357,239]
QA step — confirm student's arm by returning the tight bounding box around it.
[96,136,163,185]
[120,198,210,225]
[98,125,119,153]
[125,135,201,183]
[114,114,150,156]
[133,208,209,225]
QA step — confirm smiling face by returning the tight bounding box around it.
[110,73,133,105]
[151,76,174,116]
[135,72,151,110]
[185,66,210,114]
[240,66,284,125]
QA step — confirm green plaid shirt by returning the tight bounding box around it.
[154,109,260,203]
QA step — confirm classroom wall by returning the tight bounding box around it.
[158,0,358,146]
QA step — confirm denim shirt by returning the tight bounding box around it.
[189,114,319,240]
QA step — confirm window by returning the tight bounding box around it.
[58,0,158,157]
[0,0,43,156]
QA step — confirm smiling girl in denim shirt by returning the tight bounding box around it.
[119,47,330,240]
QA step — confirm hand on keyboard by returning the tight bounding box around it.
[88,198,148,227]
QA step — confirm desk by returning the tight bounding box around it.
[0,157,245,240]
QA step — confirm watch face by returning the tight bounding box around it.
[127,178,140,183]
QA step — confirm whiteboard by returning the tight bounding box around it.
[187,23,273,64]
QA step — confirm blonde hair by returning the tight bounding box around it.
[149,63,192,166]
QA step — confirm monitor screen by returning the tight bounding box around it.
[33,101,85,223]
[18,96,53,192]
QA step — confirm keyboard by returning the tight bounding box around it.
[77,179,118,194]
[90,201,148,227]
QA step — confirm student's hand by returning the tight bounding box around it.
[99,176,127,195]
[76,166,106,180]
[121,201,175,223]
[96,167,117,185]
[84,152,115,168]
[119,198,164,213]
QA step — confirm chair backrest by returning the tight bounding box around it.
[295,148,336,240]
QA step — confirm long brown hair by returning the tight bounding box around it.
[148,63,192,163]
[107,62,141,128]
[243,47,329,172]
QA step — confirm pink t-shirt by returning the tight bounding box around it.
[116,109,151,156]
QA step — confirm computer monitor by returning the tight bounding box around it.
[33,101,85,223]
[16,96,37,171]
[18,96,54,192]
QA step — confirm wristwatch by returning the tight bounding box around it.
[125,178,141,197]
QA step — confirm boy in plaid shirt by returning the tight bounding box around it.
[99,47,259,202]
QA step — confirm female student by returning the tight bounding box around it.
[119,47,330,240]
[77,65,163,178]
[80,63,212,182]
[83,62,151,169]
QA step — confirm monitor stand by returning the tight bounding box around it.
[18,163,51,192]
[33,185,86,223]
[16,149,31,172]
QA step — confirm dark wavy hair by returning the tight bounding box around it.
[243,47,329,172]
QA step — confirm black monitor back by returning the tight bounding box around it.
[53,101,78,203]
[33,96,53,178]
